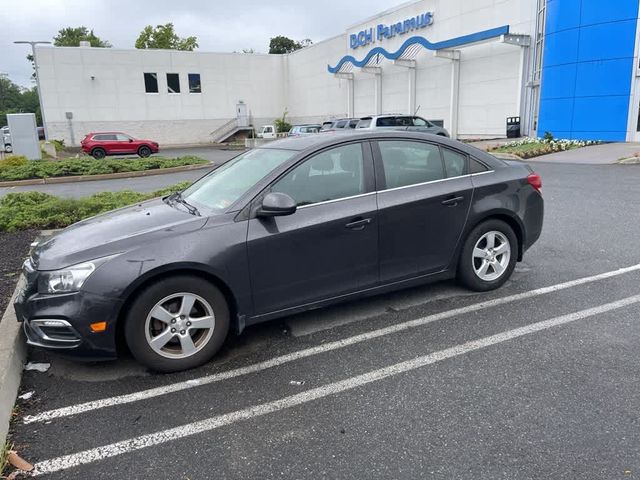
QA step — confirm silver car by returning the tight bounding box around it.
[288,124,321,137]
[1,126,12,153]
[356,115,449,137]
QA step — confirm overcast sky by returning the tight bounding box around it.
[1,0,410,87]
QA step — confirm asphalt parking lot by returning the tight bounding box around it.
[9,161,640,479]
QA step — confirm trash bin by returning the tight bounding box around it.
[506,116,521,138]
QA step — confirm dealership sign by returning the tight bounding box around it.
[350,12,434,50]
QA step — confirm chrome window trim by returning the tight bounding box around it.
[297,191,376,209]
[293,171,495,209]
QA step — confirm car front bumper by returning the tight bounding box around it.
[14,286,122,361]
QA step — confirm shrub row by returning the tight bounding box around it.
[0,155,207,181]
[0,182,191,232]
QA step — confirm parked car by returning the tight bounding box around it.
[80,132,159,159]
[320,118,360,131]
[16,131,543,372]
[256,125,277,139]
[1,126,11,153]
[288,124,321,136]
[356,115,450,137]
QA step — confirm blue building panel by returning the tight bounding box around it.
[541,28,580,67]
[537,0,639,141]
[545,0,581,34]
[580,1,639,27]
[574,59,634,97]
[540,63,577,98]
[577,20,637,62]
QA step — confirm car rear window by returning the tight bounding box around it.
[470,157,489,173]
[357,119,371,128]
[348,119,359,128]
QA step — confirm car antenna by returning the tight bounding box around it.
[413,105,421,116]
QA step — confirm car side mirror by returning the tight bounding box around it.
[129,139,133,142]
[257,192,297,217]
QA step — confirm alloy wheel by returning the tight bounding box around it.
[472,231,511,282]
[144,293,215,359]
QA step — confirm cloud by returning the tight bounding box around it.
[0,0,409,87]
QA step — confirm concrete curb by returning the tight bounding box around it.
[0,275,27,446]
[617,157,640,165]
[489,152,524,161]
[0,163,214,188]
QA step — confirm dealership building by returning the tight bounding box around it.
[36,0,640,145]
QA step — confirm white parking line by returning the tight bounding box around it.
[32,293,640,476]
[24,263,640,425]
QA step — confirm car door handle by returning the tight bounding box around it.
[441,196,464,207]
[345,218,372,230]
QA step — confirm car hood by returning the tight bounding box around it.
[32,198,207,270]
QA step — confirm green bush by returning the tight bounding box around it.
[52,139,65,152]
[0,155,29,168]
[0,181,191,232]
[0,155,207,181]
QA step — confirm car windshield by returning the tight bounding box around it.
[180,148,296,212]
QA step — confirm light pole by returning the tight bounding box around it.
[14,40,51,140]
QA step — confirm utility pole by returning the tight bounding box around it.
[14,40,52,140]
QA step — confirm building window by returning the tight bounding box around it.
[167,73,180,94]
[144,73,158,93]
[188,73,201,93]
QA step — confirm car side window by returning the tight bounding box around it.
[396,117,413,127]
[378,141,444,189]
[376,117,396,127]
[413,117,428,127]
[470,157,489,173]
[92,135,105,141]
[105,134,118,141]
[116,134,131,141]
[335,120,347,128]
[272,143,365,207]
[442,148,468,178]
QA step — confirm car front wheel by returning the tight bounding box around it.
[138,146,151,158]
[124,276,230,372]
[457,219,517,291]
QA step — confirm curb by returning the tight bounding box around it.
[0,275,27,446]
[489,152,523,161]
[0,163,214,188]
[617,157,640,165]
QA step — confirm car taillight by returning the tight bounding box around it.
[527,173,542,193]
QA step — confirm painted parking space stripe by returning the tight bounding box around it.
[24,263,640,425]
[32,293,640,476]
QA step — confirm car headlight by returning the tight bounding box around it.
[37,255,117,294]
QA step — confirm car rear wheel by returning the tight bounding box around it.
[457,219,517,291]
[138,146,151,158]
[124,276,230,372]
[91,147,106,159]
[4,144,12,153]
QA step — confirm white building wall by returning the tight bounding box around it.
[37,47,286,145]
[286,35,349,124]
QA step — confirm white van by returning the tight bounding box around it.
[256,125,276,139]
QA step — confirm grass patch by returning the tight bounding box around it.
[0,156,207,181]
[490,137,600,159]
[0,440,12,477]
[0,182,191,232]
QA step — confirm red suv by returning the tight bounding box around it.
[81,132,159,159]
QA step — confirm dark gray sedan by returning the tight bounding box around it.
[15,132,543,372]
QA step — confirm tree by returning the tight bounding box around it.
[135,23,198,50]
[53,27,111,47]
[0,76,41,126]
[268,36,312,54]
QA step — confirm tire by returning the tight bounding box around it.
[138,146,152,158]
[457,219,517,292]
[91,147,106,160]
[124,275,230,372]
[4,144,12,153]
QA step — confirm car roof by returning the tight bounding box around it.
[88,132,127,135]
[258,130,506,168]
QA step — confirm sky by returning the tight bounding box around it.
[0,0,410,88]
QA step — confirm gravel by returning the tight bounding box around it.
[0,230,37,318]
